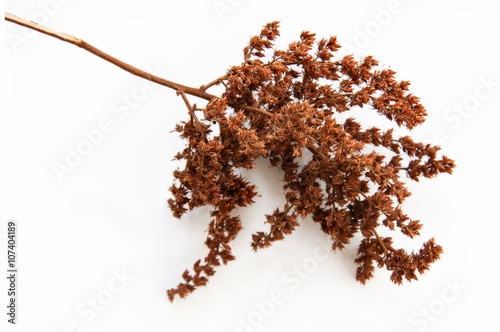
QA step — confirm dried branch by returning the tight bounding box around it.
[200,75,228,91]
[177,90,207,139]
[4,13,271,117]
[6,13,454,302]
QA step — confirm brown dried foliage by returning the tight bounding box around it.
[166,22,454,302]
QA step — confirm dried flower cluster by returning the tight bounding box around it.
[2,13,455,304]
[166,22,454,301]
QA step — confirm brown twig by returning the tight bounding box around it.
[4,12,272,117]
[372,229,389,256]
[5,13,214,101]
[177,90,207,140]
[200,75,228,91]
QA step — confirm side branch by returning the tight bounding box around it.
[177,90,207,140]
[373,229,389,256]
[200,75,228,91]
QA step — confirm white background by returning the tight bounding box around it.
[1,0,499,331]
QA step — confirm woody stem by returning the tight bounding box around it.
[4,12,272,117]
[6,13,215,101]
[200,75,228,91]
[177,90,207,140]
[372,229,389,256]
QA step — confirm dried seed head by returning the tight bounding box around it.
[167,22,455,302]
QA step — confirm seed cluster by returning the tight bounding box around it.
[166,22,454,302]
